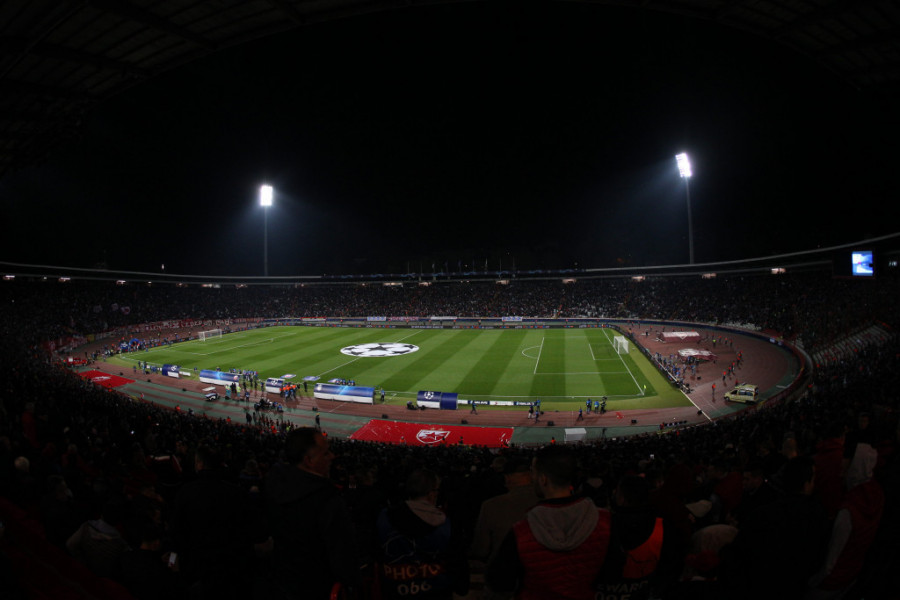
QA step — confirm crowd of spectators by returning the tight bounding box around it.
[3,268,898,354]
[0,270,898,599]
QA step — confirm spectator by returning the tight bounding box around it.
[0,522,27,600]
[470,458,540,599]
[344,465,389,566]
[649,462,695,568]
[66,496,131,579]
[376,468,469,599]
[238,458,263,492]
[596,475,676,600]
[707,457,743,524]
[718,456,830,599]
[263,427,361,599]
[812,421,847,521]
[0,271,899,598]
[39,474,79,547]
[487,445,612,599]
[118,522,183,600]
[732,460,779,527]
[171,444,263,599]
[9,456,39,508]
[806,442,884,598]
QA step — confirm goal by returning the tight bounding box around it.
[613,335,629,355]
[199,329,222,342]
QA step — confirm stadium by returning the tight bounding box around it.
[2,2,899,600]
[41,282,813,445]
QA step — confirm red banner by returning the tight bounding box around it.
[351,419,512,448]
[78,370,135,389]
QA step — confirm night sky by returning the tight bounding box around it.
[2,3,898,276]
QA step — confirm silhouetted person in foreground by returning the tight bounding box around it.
[264,427,361,599]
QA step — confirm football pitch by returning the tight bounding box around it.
[110,326,691,410]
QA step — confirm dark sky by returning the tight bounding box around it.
[2,3,898,276]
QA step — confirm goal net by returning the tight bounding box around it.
[613,335,629,355]
[199,329,222,342]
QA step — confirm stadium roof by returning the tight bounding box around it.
[2,0,899,180]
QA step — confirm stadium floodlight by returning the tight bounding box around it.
[675,153,695,264]
[260,184,273,207]
[676,152,692,178]
[260,184,273,276]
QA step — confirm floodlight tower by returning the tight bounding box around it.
[260,184,273,276]
[675,153,694,264]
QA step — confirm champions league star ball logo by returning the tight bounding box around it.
[340,343,420,358]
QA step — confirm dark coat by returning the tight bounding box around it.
[265,462,361,600]
[376,500,468,600]
[718,493,830,599]
[172,467,264,597]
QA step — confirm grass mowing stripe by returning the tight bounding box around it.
[107,325,695,411]
[536,332,567,397]
[454,330,527,398]
[488,330,549,399]
[493,330,548,397]
[439,330,533,398]
[377,330,475,395]
[568,329,607,397]
[566,329,600,375]
[540,333,567,375]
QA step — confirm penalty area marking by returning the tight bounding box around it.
[157,331,300,357]
[602,328,644,396]
[464,393,636,401]
[527,340,621,376]
[589,343,620,361]
[529,336,622,377]
[174,337,280,356]
[535,371,631,376]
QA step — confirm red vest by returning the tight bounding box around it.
[595,517,664,600]
[513,503,611,600]
[820,481,884,590]
[623,517,664,579]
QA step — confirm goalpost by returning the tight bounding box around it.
[199,329,222,342]
[613,335,629,355]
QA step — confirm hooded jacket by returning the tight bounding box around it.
[510,497,611,600]
[377,498,468,599]
[66,518,130,578]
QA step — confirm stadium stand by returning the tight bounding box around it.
[0,270,897,599]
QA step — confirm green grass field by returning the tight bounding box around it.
[108,326,692,411]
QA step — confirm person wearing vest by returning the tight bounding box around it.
[807,442,884,599]
[486,445,612,600]
[595,475,671,600]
